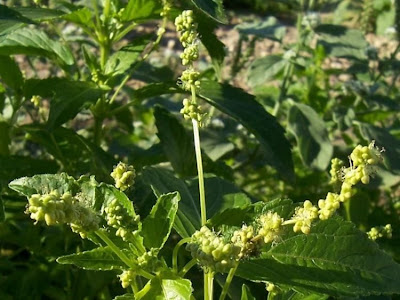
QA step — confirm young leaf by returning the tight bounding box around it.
[63,7,95,31]
[135,276,192,300]
[247,55,287,88]
[198,80,294,182]
[120,0,161,22]
[9,173,80,197]
[141,192,180,249]
[189,0,227,24]
[98,183,138,219]
[23,78,107,128]
[236,217,400,297]
[154,106,197,177]
[142,167,200,238]
[0,27,74,67]
[57,246,126,270]
[287,102,333,170]
[241,284,256,300]
[236,17,286,42]
[0,55,24,92]
[105,35,153,77]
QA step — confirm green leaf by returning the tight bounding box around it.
[241,284,256,300]
[0,5,65,35]
[236,17,286,42]
[272,290,329,300]
[120,0,161,22]
[23,78,106,128]
[0,27,74,67]
[142,192,180,249]
[63,8,95,30]
[315,25,368,60]
[357,123,400,174]
[247,55,287,88]
[189,0,227,24]
[0,121,10,155]
[0,55,23,91]
[153,106,197,177]
[56,246,125,270]
[98,183,138,219]
[135,275,192,300]
[236,217,400,297]
[199,81,294,182]
[8,173,80,197]
[105,35,153,77]
[0,155,59,183]
[142,167,200,238]
[287,103,333,170]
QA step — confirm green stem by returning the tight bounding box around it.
[131,279,139,294]
[204,272,214,300]
[179,259,198,277]
[95,230,154,280]
[219,265,238,300]
[173,237,191,272]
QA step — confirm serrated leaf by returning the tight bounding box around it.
[236,17,286,42]
[23,78,106,128]
[236,217,400,297]
[0,155,59,183]
[0,27,74,67]
[198,80,294,181]
[154,106,197,177]
[189,0,227,23]
[316,25,368,60]
[98,183,138,219]
[120,0,161,22]
[105,35,153,77]
[8,173,80,197]
[135,276,192,300]
[57,246,126,270]
[287,103,333,170]
[357,123,400,174]
[142,192,180,249]
[0,55,23,91]
[272,290,329,300]
[247,55,287,88]
[63,7,95,30]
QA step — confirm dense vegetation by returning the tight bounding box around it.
[1,0,400,299]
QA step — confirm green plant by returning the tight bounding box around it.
[1,0,400,299]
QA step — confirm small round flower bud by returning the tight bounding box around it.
[111,162,136,191]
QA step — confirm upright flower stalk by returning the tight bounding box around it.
[175,10,211,299]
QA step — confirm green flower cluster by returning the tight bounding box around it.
[27,191,99,238]
[284,200,318,234]
[137,249,160,272]
[329,158,344,187]
[180,97,205,124]
[110,162,136,191]
[257,212,284,243]
[186,226,242,273]
[119,269,135,289]
[230,225,256,259]
[104,199,140,241]
[318,142,382,220]
[367,224,392,241]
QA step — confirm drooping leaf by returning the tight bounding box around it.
[8,173,80,197]
[142,167,200,238]
[23,78,107,128]
[120,0,161,22]
[153,106,197,177]
[105,35,153,77]
[142,192,180,249]
[247,55,287,88]
[189,0,227,23]
[0,55,24,91]
[287,102,333,170]
[236,17,286,42]
[199,80,294,181]
[135,275,192,300]
[357,123,400,174]
[0,27,74,67]
[241,284,256,300]
[236,217,400,297]
[315,25,368,60]
[56,246,125,270]
[0,155,59,183]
